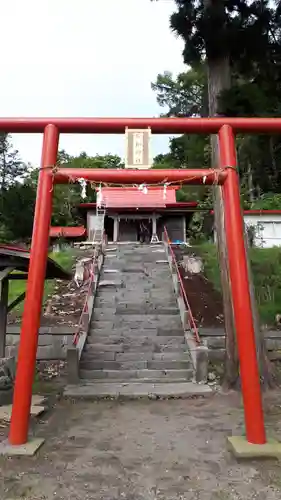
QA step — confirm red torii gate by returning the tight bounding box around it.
[1,117,280,458]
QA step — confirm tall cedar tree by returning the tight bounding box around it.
[153,0,280,387]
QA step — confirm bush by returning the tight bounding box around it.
[195,243,281,326]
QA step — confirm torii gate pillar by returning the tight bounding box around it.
[7,124,59,453]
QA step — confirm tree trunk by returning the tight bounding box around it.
[207,55,274,389]
[247,162,255,204]
[207,56,239,387]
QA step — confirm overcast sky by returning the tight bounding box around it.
[1,0,186,166]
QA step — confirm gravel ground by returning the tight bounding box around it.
[1,392,281,499]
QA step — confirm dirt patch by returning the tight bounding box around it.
[1,394,281,499]
[173,246,224,328]
[8,248,95,328]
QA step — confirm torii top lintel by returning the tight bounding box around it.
[0,117,281,134]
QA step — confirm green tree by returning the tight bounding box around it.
[0,150,125,241]
[251,193,281,211]
[151,67,210,169]
[54,152,125,222]
[0,183,36,241]
[0,135,31,240]
[0,134,27,190]
[153,0,279,387]
[151,65,207,117]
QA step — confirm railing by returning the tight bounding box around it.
[73,232,106,346]
[73,257,96,346]
[163,227,200,344]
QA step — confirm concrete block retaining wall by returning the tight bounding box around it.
[5,326,76,360]
[201,328,281,362]
[5,252,104,363]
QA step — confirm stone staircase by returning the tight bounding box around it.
[65,243,211,398]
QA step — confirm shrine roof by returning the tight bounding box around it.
[0,244,71,280]
[49,226,86,238]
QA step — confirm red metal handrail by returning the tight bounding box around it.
[163,227,200,344]
[73,233,106,346]
[73,258,96,346]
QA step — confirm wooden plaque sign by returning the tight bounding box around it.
[125,128,151,169]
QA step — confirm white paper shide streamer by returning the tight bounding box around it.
[78,178,87,199]
[138,183,148,194]
[96,184,103,207]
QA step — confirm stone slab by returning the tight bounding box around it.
[6,326,76,335]
[0,437,45,456]
[116,307,179,315]
[0,395,46,422]
[98,280,123,288]
[227,436,281,459]
[31,395,46,406]
[84,343,124,353]
[121,267,145,273]
[0,389,13,407]
[64,381,212,399]
[80,360,148,370]
[0,404,45,422]
[79,368,193,380]
[82,351,116,361]
[116,352,153,361]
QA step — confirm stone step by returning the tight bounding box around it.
[120,285,173,291]
[80,359,192,371]
[86,336,185,345]
[157,328,184,337]
[64,381,212,399]
[152,352,190,361]
[88,329,158,339]
[98,280,123,288]
[92,310,116,320]
[119,267,146,273]
[115,306,179,315]
[84,343,187,354]
[81,351,117,361]
[84,344,125,353]
[81,351,190,362]
[80,360,146,370]
[92,307,180,319]
[79,368,193,380]
[90,323,183,333]
[88,328,184,337]
[93,303,178,311]
[91,314,183,324]
[116,301,178,308]
[94,298,117,306]
[148,360,192,370]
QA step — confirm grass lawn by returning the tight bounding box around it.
[195,243,281,326]
[8,249,76,315]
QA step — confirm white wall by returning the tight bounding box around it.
[244,215,281,248]
[87,211,104,241]
[213,214,281,248]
